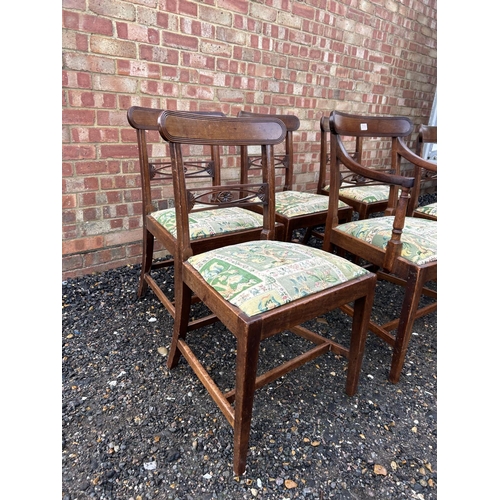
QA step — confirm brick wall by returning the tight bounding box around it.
[62,0,437,279]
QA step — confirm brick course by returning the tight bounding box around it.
[62,0,437,279]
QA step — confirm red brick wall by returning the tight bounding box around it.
[62,0,437,279]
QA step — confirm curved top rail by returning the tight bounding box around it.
[330,110,413,138]
[158,110,287,146]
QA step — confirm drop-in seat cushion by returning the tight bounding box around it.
[188,240,370,317]
[275,190,349,218]
[338,184,390,203]
[151,206,264,240]
[415,202,437,217]
[335,216,437,265]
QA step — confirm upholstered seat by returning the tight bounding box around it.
[274,190,350,218]
[151,206,264,239]
[338,184,390,204]
[414,202,437,219]
[189,240,369,316]
[335,216,437,266]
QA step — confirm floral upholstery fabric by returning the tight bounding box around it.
[275,190,349,218]
[339,185,391,203]
[415,202,437,217]
[188,240,369,317]
[151,206,263,240]
[335,216,437,265]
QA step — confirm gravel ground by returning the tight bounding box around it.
[62,196,438,500]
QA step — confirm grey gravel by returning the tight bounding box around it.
[62,195,437,499]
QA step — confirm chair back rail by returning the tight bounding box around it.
[331,111,413,137]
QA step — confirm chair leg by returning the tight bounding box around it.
[388,267,425,384]
[233,330,261,475]
[302,226,314,244]
[167,271,192,370]
[138,228,154,298]
[342,208,353,224]
[358,206,368,220]
[345,285,375,396]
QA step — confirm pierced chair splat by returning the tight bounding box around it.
[322,110,437,384]
[158,110,377,475]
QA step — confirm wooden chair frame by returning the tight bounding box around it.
[318,116,395,220]
[407,124,437,220]
[127,106,282,332]
[323,110,437,384]
[238,110,352,243]
[158,110,377,475]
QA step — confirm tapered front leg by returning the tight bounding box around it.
[389,267,424,383]
[345,276,376,396]
[167,263,192,370]
[232,329,261,475]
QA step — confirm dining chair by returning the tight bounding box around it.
[317,115,393,220]
[237,110,352,243]
[127,106,283,332]
[406,124,437,220]
[322,110,437,384]
[158,110,377,475]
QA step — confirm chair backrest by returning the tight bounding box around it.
[127,106,226,216]
[318,115,366,195]
[330,110,415,211]
[319,111,413,196]
[324,110,420,271]
[416,124,437,159]
[237,110,300,191]
[157,111,287,254]
[407,124,437,216]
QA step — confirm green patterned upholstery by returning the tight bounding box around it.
[151,206,263,240]
[188,240,370,317]
[322,184,390,203]
[335,216,437,265]
[275,190,349,218]
[339,184,390,203]
[415,202,437,217]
